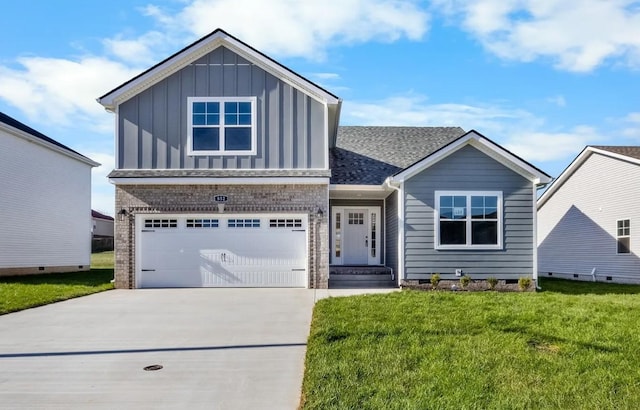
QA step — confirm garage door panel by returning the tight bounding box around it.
[139,215,308,288]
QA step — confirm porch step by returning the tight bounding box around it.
[330,266,393,275]
[329,266,396,288]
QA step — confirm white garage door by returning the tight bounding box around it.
[137,214,308,288]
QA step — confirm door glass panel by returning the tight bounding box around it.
[348,212,364,225]
[335,212,341,258]
[371,213,376,258]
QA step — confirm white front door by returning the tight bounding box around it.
[344,209,369,264]
[332,206,381,265]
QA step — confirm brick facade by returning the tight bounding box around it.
[114,183,329,289]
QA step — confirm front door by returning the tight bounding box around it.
[343,209,369,264]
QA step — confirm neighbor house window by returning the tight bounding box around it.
[435,191,502,249]
[187,97,257,155]
[617,219,630,254]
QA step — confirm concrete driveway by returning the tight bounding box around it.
[0,289,320,410]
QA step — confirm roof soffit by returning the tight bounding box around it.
[0,121,100,167]
[537,146,640,208]
[391,130,551,185]
[98,30,340,110]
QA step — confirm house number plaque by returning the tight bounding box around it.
[214,195,228,202]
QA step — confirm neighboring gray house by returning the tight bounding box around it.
[0,112,99,276]
[98,29,551,289]
[538,146,640,284]
[92,210,114,252]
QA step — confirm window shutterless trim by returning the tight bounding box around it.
[434,191,503,250]
[187,96,257,156]
[616,218,631,254]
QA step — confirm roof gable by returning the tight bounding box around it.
[92,210,114,221]
[390,130,552,185]
[538,145,640,208]
[331,126,464,185]
[0,112,99,167]
[98,28,340,111]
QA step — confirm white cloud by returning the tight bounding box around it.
[103,31,167,65]
[342,94,609,164]
[620,112,640,140]
[88,151,116,216]
[148,0,430,60]
[343,94,541,134]
[311,72,341,80]
[0,56,140,130]
[433,0,640,71]
[547,95,566,107]
[504,126,602,162]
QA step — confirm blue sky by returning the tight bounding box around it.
[1,0,639,215]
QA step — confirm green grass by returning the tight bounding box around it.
[301,278,640,409]
[0,251,114,315]
[90,250,115,269]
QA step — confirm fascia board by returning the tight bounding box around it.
[391,131,551,185]
[589,147,640,166]
[98,31,339,110]
[537,146,640,209]
[0,122,100,167]
[469,137,551,184]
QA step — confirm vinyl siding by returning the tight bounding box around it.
[385,191,398,273]
[0,130,93,269]
[403,145,534,280]
[117,46,326,170]
[92,218,114,238]
[538,153,640,283]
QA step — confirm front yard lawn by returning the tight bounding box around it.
[301,278,640,409]
[0,252,114,315]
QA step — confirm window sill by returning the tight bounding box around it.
[188,149,257,156]
[435,245,503,251]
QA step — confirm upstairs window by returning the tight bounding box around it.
[435,191,502,250]
[617,219,630,254]
[187,97,256,155]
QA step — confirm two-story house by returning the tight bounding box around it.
[0,112,99,276]
[98,29,551,289]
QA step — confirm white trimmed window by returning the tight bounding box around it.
[187,97,257,155]
[435,191,503,250]
[617,219,630,254]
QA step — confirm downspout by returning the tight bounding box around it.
[534,180,550,290]
[384,177,402,287]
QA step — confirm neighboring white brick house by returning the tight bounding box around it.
[0,112,100,276]
[538,146,640,284]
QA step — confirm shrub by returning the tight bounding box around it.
[460,274,471,289]
[430,273,440,289]
[487,276,498,290]
[518,277,532,291]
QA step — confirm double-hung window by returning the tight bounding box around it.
[435,191,502,249]
[187,97,257,155]
[617,219,630,254]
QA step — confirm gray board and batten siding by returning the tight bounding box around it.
[117,46,326,170]
[403,145,535,280]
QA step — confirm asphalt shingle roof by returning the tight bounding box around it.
[331,126,466,185]
[591,145,640,161]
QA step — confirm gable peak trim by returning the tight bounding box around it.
[390,129,551,185]
[537,145,640,209]
[97,28,340,110]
